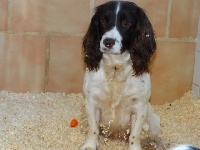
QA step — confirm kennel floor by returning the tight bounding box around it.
[0,91,199,150]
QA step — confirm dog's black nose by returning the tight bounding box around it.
[103,38,115,48]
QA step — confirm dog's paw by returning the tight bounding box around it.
[128,145,142,150]
[79,141,98,150]
[79,145,98,150]
[128,140,142,150]
[154,136,173,150]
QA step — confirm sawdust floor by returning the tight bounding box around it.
[0,91,200,150]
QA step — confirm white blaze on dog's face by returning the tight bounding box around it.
[100,27,122,54]
[99,3,123,54]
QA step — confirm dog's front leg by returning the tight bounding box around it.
[128,103,148,150]
[80,99,100,150]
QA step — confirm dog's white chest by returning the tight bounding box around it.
[104,64,128,104]
[83,52,151,135]
[92,52,133,106]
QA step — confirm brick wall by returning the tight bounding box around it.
[0,0,199,104]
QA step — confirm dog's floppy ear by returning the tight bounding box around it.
[129,6,156,76]
[82,12,102,71]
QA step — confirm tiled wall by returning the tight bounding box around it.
[192,17,200,99]
[0,0,199,104]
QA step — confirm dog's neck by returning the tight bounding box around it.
[101,51,133,81]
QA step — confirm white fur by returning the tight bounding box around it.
[100,26,122,54]
[116,2,120,15]
[115,2,120,24]
[80,51,160,150]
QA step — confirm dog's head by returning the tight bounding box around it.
[83,1,156,76]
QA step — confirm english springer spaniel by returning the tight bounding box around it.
[80,1,200,150]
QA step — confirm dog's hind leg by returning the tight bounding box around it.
[147,103,172,150]
[147,103,160,139]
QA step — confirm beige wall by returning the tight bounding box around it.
[0,0,199,104]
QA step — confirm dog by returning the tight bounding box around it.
[80,1,199,150]
[171,145,200,150]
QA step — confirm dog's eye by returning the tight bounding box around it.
[122,20,131,28]
[100,18,106,25]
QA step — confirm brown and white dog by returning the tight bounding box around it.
[80,1,199,150]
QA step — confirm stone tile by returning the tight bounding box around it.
[94,0,168,37]
[48,36,84,93]
[193,51,200,86]
[170,0,200,38]
[130,0,168,37]
[94,0,109,6]
[192,83,200,99]
[197,17,200,51]
[197,42,200,52]
[198,16,200,38]
[0,34,46,92]
[0,0,8,31]
[11,0,90,34]
[150,41,195,104]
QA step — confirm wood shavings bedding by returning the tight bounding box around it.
[0,91,199,150]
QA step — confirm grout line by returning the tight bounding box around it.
[165,0,172,38]
[157,37,196,42]
[90,0,95,18]
[192,83,200,88]
[49,32,84,37]
[7,0,13,31]
[44,36,51,92]
[0,31,84,37]
[0,31,196,42]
